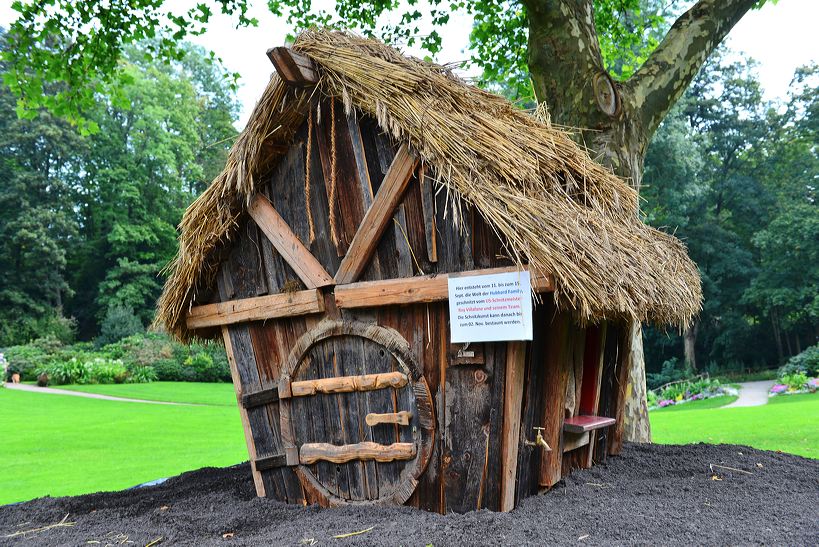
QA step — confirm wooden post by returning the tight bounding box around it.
[580,324,607,468]
[539,313,571,488]
[500,341,526,511]
[608,325,631,455]
[221,326,266,497]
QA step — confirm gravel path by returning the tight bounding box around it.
[1,382,201,406]
[724,380,775,408]
[1,443,816,546]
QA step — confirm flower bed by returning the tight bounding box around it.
[769,346,819,397]
[648,377,737,410]
[769,374,818,397]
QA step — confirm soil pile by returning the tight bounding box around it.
[1,443,816,546]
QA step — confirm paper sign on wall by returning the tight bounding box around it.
[447,270,533,343]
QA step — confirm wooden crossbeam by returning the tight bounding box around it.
[267,47,318,86]
[299,442,416,464]
[186,289,324,330]
[334,144,419,284]
[334,266,554,309]
[248,194,334,289]
[242,388,280,409]
[281,371,408,399]
[254,454,288,471]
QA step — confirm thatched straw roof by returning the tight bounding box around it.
[156,29,701,342]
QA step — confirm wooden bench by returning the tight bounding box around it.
[563,415,616,434]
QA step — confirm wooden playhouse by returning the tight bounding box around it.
[156,30,701,513]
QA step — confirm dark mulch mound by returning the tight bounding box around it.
[2,443,817,546]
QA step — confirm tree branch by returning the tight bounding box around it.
[629,0,760,139]
[524,0,605,125]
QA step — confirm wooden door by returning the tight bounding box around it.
[279,320,434,506]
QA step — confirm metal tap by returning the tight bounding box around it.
[525,427,551,451]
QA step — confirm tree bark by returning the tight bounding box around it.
[683,320,698,372]
[524,0,758,443]
[771,309,783,364]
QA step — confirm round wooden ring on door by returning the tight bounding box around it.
[279,319,434,506]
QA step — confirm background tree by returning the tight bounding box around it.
[745,64,819,359]
[0,30,83,344]
[67,44,239,336]
[1,0,771,440]
[642,57,818,382]
[0,32,238,343]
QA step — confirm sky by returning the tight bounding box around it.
[1,0,817,127]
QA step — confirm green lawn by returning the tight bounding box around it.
[58,381,237,406]
[0,386,246,505]
[651,393,819,459]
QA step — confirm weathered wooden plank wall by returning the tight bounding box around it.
[214,99,628,512]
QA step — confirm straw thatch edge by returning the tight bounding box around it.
[155,30,701,343]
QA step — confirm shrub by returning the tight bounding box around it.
[44,358,93,385]
[781,372,809,391]
[646,390,658,408]
[197,343,231,382]
[184,352,221,383]
[3,328,231,384]
[87,359,129,384]
[689,377,722,396]
[128,365,158,383]
[779,345,819,377]
[152,358,194,381]
[96,305,143,348]
[647,358,689,391]
[3,340,53,381]
[0,312,77,347]
[104,332,175,368]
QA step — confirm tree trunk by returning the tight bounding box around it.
[771,309,784,364]
[524,0,758,443]
[683,320,698,373]
[526,0,653,443]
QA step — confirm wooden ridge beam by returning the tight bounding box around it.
[248,194,334,289]
[334,266,554,309]
[334,144,419,284]
[187,289,324,330]
[267,47,318,86]
[299,442,417,464]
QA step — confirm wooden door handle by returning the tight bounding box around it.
[365,411,412,426]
